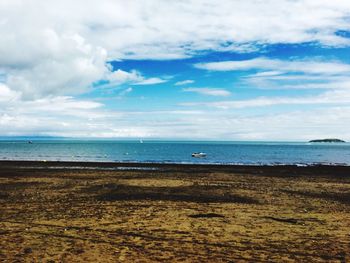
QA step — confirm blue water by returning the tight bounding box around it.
[0,140,349,165]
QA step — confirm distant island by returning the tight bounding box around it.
[309,138,345,143]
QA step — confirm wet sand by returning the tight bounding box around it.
[0,161,349,262]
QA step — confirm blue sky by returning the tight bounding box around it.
[1,1,350,140]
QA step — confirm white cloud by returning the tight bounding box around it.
[183,87,231,97]
[175,80,195,86]
[0,83,20,102]
[4,96,105,119]
[0,94,111,137]
[133,77,167,86]
[0,90,350,140]
[1,1,350,140]
[247,77,350,90]
[181,89,350,109]
[1,1,350,99]
[106,69,167,87]
[249,71,284,77]
[196,58,350,92]
[195,58,350,75]
[119,87,133,96]
[134,106,350,141]
[107,70,141,85]
[80,0,350,59]
[2,30,108,99]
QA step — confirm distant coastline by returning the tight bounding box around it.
[309,138,345,143]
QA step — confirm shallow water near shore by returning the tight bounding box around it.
[0,140,349,165]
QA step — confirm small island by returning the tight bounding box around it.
[309,138,346,143]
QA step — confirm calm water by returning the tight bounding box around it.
[0,140,349,165]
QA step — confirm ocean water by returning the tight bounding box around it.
[0,140,349,165]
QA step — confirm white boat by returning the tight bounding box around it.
[191,152,206,158]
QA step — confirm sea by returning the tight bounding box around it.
[0,140,349,166]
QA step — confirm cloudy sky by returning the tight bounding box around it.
[1,0,350,140]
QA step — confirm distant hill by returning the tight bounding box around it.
[309,138,345,143]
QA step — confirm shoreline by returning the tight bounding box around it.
[1,159,350,167]
[1,159,350,176]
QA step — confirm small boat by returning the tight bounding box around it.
[139,139,143,144]
[28,141,33,144]
[191,152,206,158]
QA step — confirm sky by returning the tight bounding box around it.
[1,0,350,141]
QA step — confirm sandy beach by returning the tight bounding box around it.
[0,161,349,262]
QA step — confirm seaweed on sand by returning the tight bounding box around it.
[83,184,259,204]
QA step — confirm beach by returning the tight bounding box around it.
[0,161,349,262]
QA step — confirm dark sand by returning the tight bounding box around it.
[0,161,349,262]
